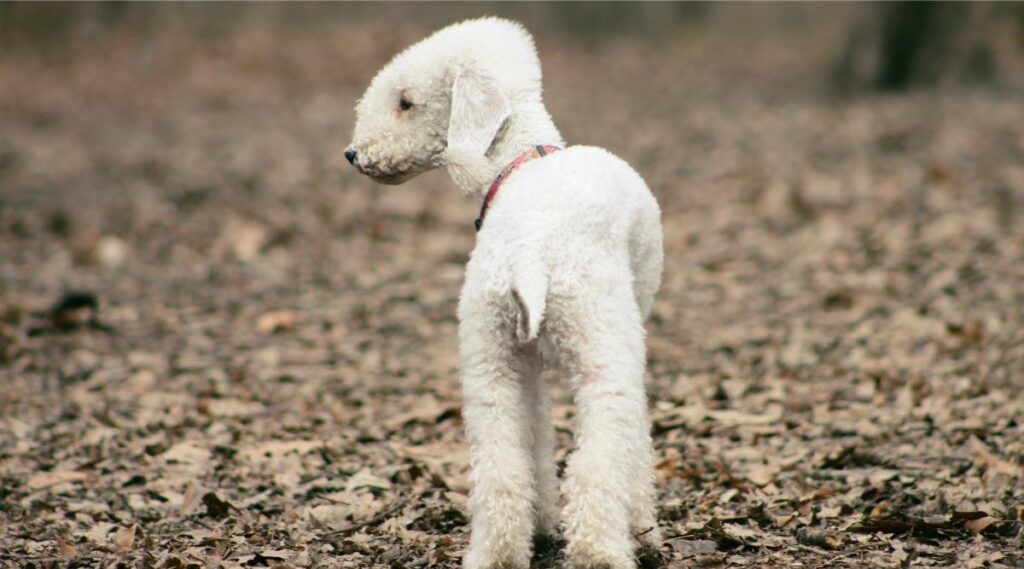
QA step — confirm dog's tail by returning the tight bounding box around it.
[511,264,548,344]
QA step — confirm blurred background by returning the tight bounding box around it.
[2,3,1024,567]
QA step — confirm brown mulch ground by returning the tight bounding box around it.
[2,14,1023,569]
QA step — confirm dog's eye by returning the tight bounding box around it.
[399,96,414,111]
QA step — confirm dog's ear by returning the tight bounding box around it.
[447,66,511,158]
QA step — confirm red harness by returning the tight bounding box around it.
[475,145,561,231]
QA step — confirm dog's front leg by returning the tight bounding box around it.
[459,318,536,569]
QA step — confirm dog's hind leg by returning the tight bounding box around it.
[551,286,653,569]
[521,346,560,539]
[459,297,537,568]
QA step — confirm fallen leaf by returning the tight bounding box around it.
[161,442,212,465]
[818,504,843,519]
[344,468,393,492]
[27,470,89,490]
[114,524,136,554]
[746,464,776,487]
[255,310,298,334]
[891,539,910,565]
[181,481,202,516]
[668,538,718,557]
[56,536,79,559]
[963,515,998,534]
[259,549,290,560]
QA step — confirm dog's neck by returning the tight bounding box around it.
[446,100,564,199]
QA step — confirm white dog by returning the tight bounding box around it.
[346,18,664,569]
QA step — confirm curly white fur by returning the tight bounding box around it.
[347,18,664,569]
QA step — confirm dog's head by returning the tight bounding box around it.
[345,18,541,187]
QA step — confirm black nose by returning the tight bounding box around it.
[344,149,357,165]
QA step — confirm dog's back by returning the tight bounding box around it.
[489,147,656,243]
[461,145,663,351]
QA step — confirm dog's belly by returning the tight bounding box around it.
[537,334,565,372]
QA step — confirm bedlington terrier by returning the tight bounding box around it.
[346,18,664,569]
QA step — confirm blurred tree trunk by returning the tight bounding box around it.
[833,2,1006,92]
